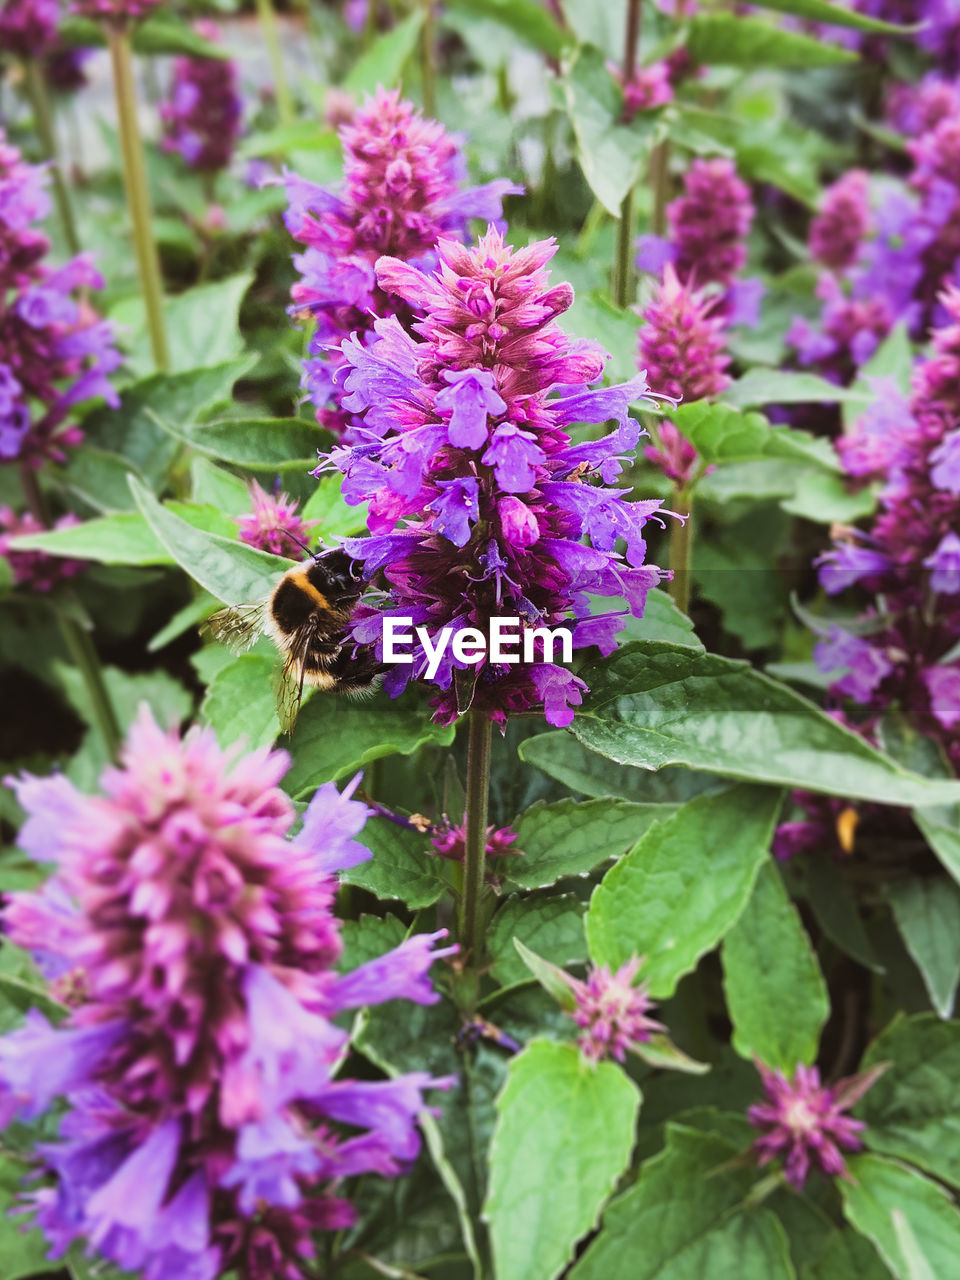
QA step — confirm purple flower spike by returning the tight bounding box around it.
[315,224,673,728]
[286,89,521,437]
[0,713,456,1280]
[748,1061,881,1191]
[160,22,243,175]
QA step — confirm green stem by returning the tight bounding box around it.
[56,603,123,761]
[255,0,295,127]
[613,186,635,309]
[650,137,671,237]
[668,484,692,615]
[19,463,122,760]
[107,25,170,373]
[612,0,642,308]
[458,710,492,972]
[23,58,79,254]
[419,0,436,117]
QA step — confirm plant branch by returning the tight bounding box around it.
[458,710,492,971]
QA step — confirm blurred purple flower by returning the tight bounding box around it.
[234,480,319,558]
[160,23,243,174]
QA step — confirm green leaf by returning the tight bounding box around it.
[804,1230,889,1280]
[344,10,424,94]
[914,809,960,888]
[780,470,878,523]
[722,862,829,1071]
[802,851,883,973]
[485,1039,640,1280]
[10,511,167,565]
[673,402,838,471]
[688,13,857,67]
[512,938,578,1011]
[518,729,722,804]
[564,44,657,215]
[444,0,570,54]
[130,475,289,604]
[507,797,675,889]
[302,473,369,539]
[570,1124,793,1280]
[746,0,915,33]
[337,914,407,975]
[133,13,230,56]
[189,457,252,515]
[0,1154,56,1280]
[616,587,705,650]
[488,896,586,988]
[340,816,447,910]
[80,358,254,488]
[161,416,328,472]
[201,653,280,751]
[572,642,960,807]
[284,689,456,795]
[886,878,960,1019]
[586,785,781,998]
[858,1014,960,1189]
[724,368,863,410]
[59,664,192,738]
[841,1155,960,1280]
[111,274,254,378]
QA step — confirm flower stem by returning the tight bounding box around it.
[255,0,294,126]
[106,25,170,373]
[612,0,642,309]
[419,0,436,117]
[650,138,671,236]
[668,484,692,615]
[19,463,122,761]
[56,601,123,761]
[23,58,79,255]
[458,709,492,970]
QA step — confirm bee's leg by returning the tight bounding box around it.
[328,644,383,693]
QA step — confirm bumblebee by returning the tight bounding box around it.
[204,547,379,733]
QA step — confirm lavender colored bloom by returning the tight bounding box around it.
[816,537,891,594]
[925,664,960,729]
[234,481,319,558]
[0,713,456,1280]
[748,1062,876,1191]
[286,89,521,436]
[931,429,960,492]
[563,957,663,1064]
[0,133,120,465]
[925,530,960,592]
[814,626,895,702]
[160,23,243,174]
[321,225,672,728]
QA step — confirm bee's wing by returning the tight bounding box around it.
[274,618,321,736]
[202,602,267,655]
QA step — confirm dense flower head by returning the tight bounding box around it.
[70,0,163,24]
[160,23,243,174]
[0,132,120,465]
[810,170,871,272]
[564,957,663,1064]
[318,224,672,727]
[430,821,520,863]
[814,288,960,768]
[788,274,894,384]
[0,710,456,1280]
[43,42,94,93]
[0,506,86,591]
[666,157,755,293]
[638,264,730,406]
[286,89,521,435]
[234,481,319,558]
[611,60,673,121]
[0,0,59,56]
[748,1062,875,1190]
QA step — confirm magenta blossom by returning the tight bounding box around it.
[0,0,59,55]
[564,957,663,1064]
[638,263,730,406]
[748,1061,879,1191]
[286,88,520,435]
[0,507,86,591]
[234,480,319,558]
[810,170,871,272]
[70,0,163,24]
[0,710,456,1280]
[160,22,243,174]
